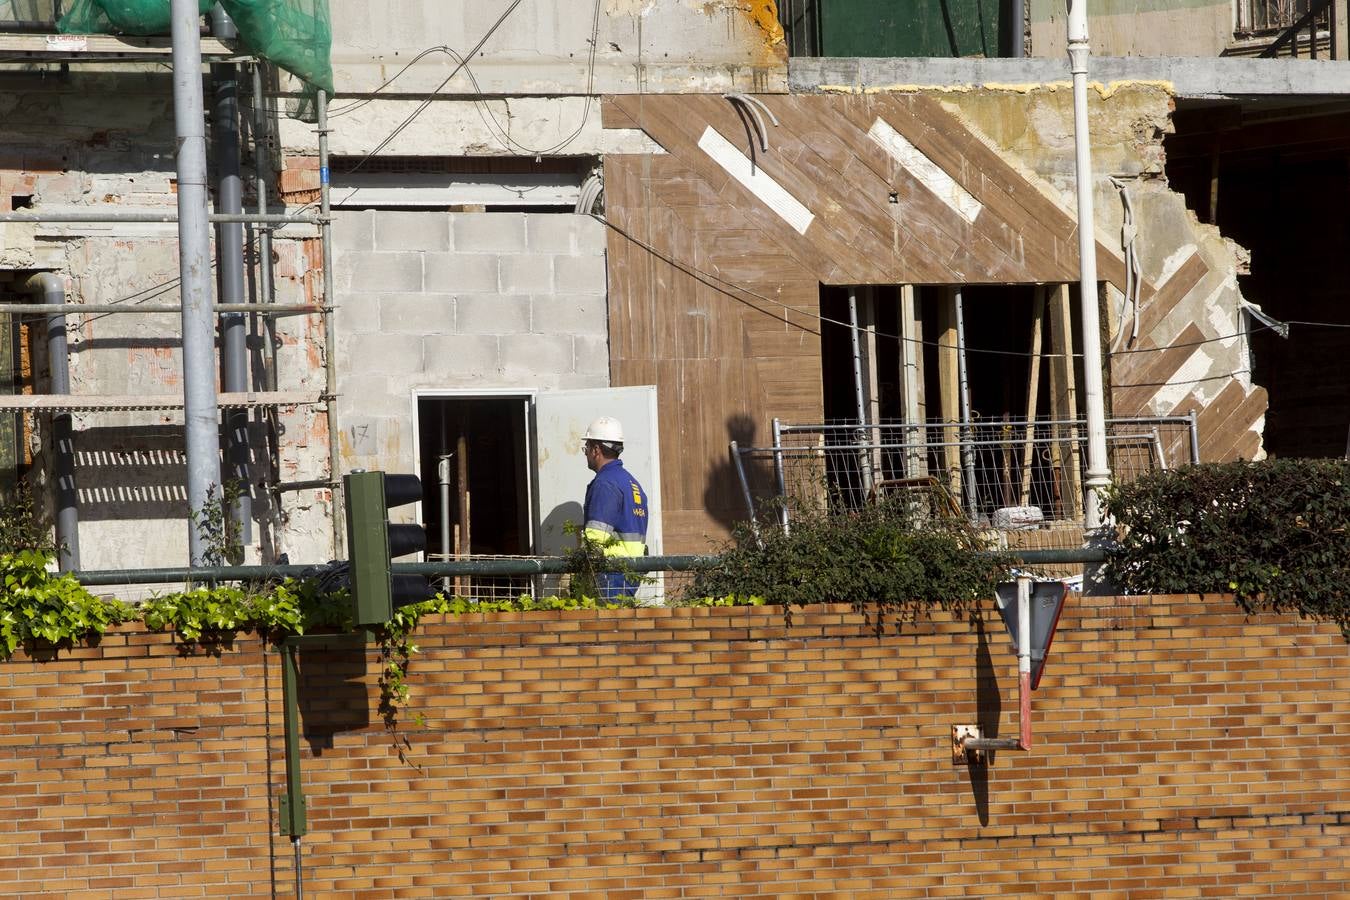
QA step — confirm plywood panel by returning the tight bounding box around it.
[604,92,1261,546]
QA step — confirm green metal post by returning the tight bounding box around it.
[279,642,307,838]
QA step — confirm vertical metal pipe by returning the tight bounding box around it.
[1187,409,1200,465]
[847,288,873,497]
[1009,0,1025,57]
[771,417,789,533]
[438,453,452,594]
[1067,0,1112,530]
[212,6,251,549]
[171,0,223,564]
[729,440,759,540]
[317,91,342,557]
[954,289,978,518]
[1016,575,1033,750]
[27,273,79,571]
[279,642,306,895]
[251,64,277,393]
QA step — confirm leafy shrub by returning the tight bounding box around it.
[688,497,1010,630]
[0,483,54,556]
[0,549,133,655]
[1103,458,1350,637]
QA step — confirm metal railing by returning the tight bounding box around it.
[1249,0,1340,57]
[733,414,1198,530]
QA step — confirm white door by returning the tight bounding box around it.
[533,386,662,596]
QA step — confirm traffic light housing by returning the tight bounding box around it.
[344,470,432,625]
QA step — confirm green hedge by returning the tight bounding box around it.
[1103,459,1350,637]
[688,496,1010,631]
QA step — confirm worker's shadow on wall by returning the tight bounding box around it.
[703,414,777,536]
[296,641,371,755]
[967,615,1001,825]
[539,501,584,554]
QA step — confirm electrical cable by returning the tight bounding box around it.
[591,212,1285,365]
[335,0,528,183]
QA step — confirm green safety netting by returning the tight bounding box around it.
[57,0,333,95]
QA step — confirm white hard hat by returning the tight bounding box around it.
[584,416,624,444]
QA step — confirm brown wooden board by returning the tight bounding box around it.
[1132,251,1211,347]
[1110,323,1208,417]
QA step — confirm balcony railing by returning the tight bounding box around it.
[731,414,1199,532]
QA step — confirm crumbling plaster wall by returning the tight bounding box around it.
[936,84,1261,451]
[332,210,609,477]
[278,0,788,157]
[0,74,333,570]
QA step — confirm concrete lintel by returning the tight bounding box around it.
[790,56,1350,99]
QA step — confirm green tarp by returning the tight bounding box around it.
[58,0,333,95]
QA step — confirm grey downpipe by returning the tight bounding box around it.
[212,5,251,548]
[1009,0,1025,57]
[171,0,224,564]
[25,273,79,571]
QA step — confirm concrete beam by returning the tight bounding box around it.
[790,57,1350,99]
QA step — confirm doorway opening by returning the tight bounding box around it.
[415,394,533,597]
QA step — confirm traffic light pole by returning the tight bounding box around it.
[277,632,367,898]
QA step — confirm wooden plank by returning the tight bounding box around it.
[937,291,963,499]
[1205,387,1268,462]
[885,94,1140,294]
[1132,252,1211,346]
[602,155,658,366]
[610,94,846,283]
[900,94,1080,244]
[1110,322,1207,417]
[1046,284,1083,518]
[677,94,901,284]
[1192,381,1249,458]
[827,97,1059,284]
[763,96,977,284]
[1020,290,1046,506]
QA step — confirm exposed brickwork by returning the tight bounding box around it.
[2,596,1347,897]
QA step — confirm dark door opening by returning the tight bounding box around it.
[415,396,532,567]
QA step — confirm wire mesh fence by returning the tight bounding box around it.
[733,415,1197,539]
[422,554,700,605]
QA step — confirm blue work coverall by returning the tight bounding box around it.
[582,459,649,601]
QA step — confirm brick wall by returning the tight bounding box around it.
[3,596,1347,897]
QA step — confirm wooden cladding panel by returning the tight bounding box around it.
[604,93,1264,545]
[604,150,823,550]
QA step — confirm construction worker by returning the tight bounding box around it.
[581,416,649,602]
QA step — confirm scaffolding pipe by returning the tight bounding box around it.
[0,211,321,225]
[171,0,223,564]
[251,64,278,394]
[954,289,979,517]
[25,273,79,571]
[771,417,789,533]
[212,4,251,548]
[0,302,320,315]
[1067,0,1112,529]
[315,91,343,558]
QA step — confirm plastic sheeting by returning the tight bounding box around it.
[58,0,333,94]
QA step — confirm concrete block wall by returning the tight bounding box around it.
[332,210,609,475]
[3,595,1347,896]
